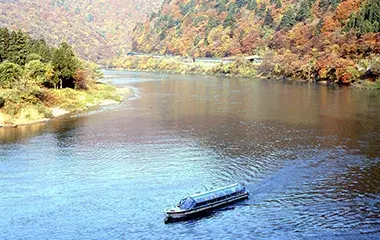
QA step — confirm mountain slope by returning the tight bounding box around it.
[0,0,162,60]
[132,0,380,83]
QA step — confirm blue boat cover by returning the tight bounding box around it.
[178,184,245,210]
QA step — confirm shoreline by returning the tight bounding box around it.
[0,86,132,128]
[107,66,379,89]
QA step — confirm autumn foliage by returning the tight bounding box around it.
[0,0,162,60]
[131,0,380,84]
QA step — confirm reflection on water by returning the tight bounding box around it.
[0,70,379,239]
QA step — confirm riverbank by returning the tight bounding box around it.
[0,83,131,128]
[109,55,380,89]
[109,56,258,78]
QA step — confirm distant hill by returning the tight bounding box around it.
[0,0,162,61]
[131,0,380,83]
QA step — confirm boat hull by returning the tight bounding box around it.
[165,192,249,220]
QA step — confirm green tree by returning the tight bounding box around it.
[257,3,267,17]
[319,0,340,11]
[0,61,23,88]
[52,42,80,88]
[344,0,380,34]
[44,63,60,89]
[296,0,314,22]
[28,39,52,63]
[264,9,274,27]
[247,0,257,11]
[223,8,237,29]
[0,28,10,62]
[6,30,30,66]
[26,53,42,63]
[271,0,282,8]
[236,0,247,8]
[277,7,296,30]
[206,18,221,35]
[24,60,47,85]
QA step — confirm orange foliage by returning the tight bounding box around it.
[317,53,355,83]
[241,31,262,54]
[336,0,362,21]
[321,14,340,33]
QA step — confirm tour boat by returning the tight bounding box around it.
[164,184,249,220]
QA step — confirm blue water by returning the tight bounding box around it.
[1,70,379,239]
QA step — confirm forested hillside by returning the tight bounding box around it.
[0,0,162,60]
[132,0,380,83]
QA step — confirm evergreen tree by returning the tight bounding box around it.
[52,42,80,88]
[270,0,282,9]
[206,18,221,35]
[28,39,52,63]
[296,0,315,22]
[0,28,10,62]
[223,8,237,29]
[257,3,266,17]
[319,0,340,11]
[216,1,227,13]
[264,9,274,27]
[236,0,247,8]
[344,0,380,34]
[6,30,30,66]
[277,7,296,30]
[247,0,257,11]
[0,61,23,89]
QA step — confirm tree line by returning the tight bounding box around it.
[0,27,85,90]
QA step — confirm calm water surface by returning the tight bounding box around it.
[1,70,379,239]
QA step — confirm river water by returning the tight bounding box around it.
[0,70,379,239]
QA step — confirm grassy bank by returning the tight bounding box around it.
[0,83,131,127]
[110,56,258,78]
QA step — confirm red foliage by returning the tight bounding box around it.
[241,31,262,54]
[316,53,355,83]
[73,69,88,90]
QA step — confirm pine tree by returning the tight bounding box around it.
[344,0,380,34]
[223,8,236,29]
[277,7,296,30]
[0,61,23,88]
[52,42,80,88]
[270,0,282,9]
[264,9,274,27]
[6,30,30,66]
[28,39,52,63]
[247,0,257,11]
[0,28,10,62]
[296,0,314,22]
[319,0,340,11]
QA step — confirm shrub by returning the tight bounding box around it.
[0,61,23,88]
[24,60,47,85]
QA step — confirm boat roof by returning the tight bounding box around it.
[189,184,244,204]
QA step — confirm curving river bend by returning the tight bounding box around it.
[0,70,379,239]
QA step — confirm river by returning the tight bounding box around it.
[0,70,379,239]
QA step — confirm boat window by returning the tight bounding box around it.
[179,197,195,210]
